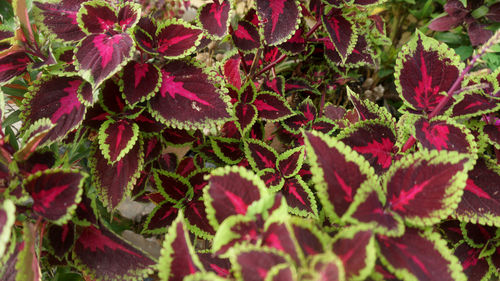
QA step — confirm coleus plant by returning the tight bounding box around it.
[1,0,500,280]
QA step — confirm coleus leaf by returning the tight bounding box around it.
[255,0,301,45]
[0,200,15,259]
[304,130,376,221]
[261,76,285,97]
[339,119,398,175]
[346,87,393,123]
[204,166,267,230]
[230,245,291,281]
[33,0,87,41]
[184,197,216,239]
[89,138,144,210]
[278,28,306,54]
[232,20,261,52]
[343,186,405,237]
[197,253,230,278]
[24,168,86,224]
[244,139,278,171]
[394,31,463,115]
[453,157,500,226]
[198,0,231,39]
[47,222,75,259]
[331,226,376,281]
[142,201,179,234]
[154,169,192,203]
[255,91,293,121]
[290,217,327,257]
[450,92,500,118]
[134,17,157,53]
[322,8,358,63]
[483,124,500,149]
[212,215,259,255]
[262,222,301,264]
[325,33,375,67]
[98,119,139,164]
[21,76,86,145]
[156,19,203,58]
[210,136,244,165]
[235,102,258,134]
[75,32,134,88]
[158,212,204,280]
[119,61,161,106]
[277,146,304,178]
[461,222,496,248]
[223,54,242,89]
[307,252,345,281]
[377,228,466,281]
[453,241,493,281]
[73,224,155,281]
[0,51,32,84]
[413,117,476,154]
[77,0,118,34]
[148,60,231,130]
[384,150,472,226]
[281,177,317,217]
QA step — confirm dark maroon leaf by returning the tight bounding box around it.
[322,8,357,62]
[154,170,191,203]
[211,137,243,164]
[47,222,75,258]
[89,139,143,209]
[0,241,21,281]
[22,76,86,144]
[332,228,375,280]
[454,242,491,281]
[234,247,288,281]
[245,140,278,170]
[353,0,380,5]
[162,128,196,146]
[340,121,397,174]
[483,124,500,148]
[0,52,32,84]
[235,103,258,133]
[305,131,371,219]
[117,2,140,31]
[134,17,158,53]
[396,32,461,115]
[462,223,496,248]
[232,20,260,51]
[467,22,492,46]
[204,167,264,228]
[156,20,202,58]
[260,170,283,188]
[34,0,87,41]
[24,169,85,222]
[158,213,204,280]
[78,1,117,34]
[346,190,404,236]
[18,150,56,174]
[437,220,463,245]
[198,253,230,278]
[143,202,178,234]
[120,61,161,106]
[277,149,302,178]
[261,76,285,97]
[135,111,165,133]
[414,118,472,153]
[148,60,231,129]
[184,199,216,237]
[255,92,292,120]
[256,0,300,45]
[428,15,462,31]
[451,92,500,118]
[385,152,469,226]
[73,225,155,280]
[198,0,231,38]
[291,220,325,256]
[281,177,315,215]
[98,119,139,164]
[325,34,374,67]
[284,78,320,96]
[454,157,500,225]
[377,228,466,281]
[75,33,134,87]
[262,222,300,264]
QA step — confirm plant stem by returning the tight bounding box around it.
[256,54,286,77]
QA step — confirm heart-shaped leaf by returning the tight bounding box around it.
[98,119,139,164]
[24,168,86,224]
[395,31,463,115]
[156,19,203,58]
[256,0,301,45]
[21,76,86,145]
[120,61,161,106]
[198,0,231,39]
[148,60,231,130]
[304,130,375,221]
[34,0,86,41]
